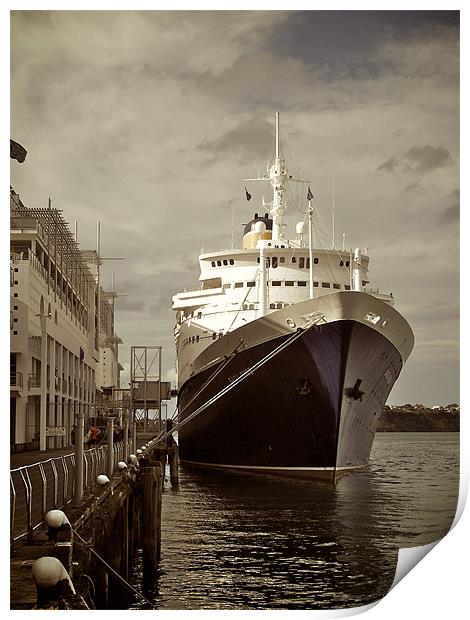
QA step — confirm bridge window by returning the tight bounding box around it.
[333,283,341,289]
[322,282,331,288]
[345,284,351,290]
[314,282,318,287]
[297,281,307,286]
[285,281,294,286]
[247,281,256,287]
[234,282,243,288]
[269,303,275,309]
[271,281,281,286]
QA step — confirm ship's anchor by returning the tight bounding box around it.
[345,378,365,401]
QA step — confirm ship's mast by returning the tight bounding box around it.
[269,112,288,241]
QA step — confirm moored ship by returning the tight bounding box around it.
[172,113,414,480]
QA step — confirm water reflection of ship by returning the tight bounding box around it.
[172,113,414,480]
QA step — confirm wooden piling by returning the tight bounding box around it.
[141,463,162,570]
[169,445,179,487]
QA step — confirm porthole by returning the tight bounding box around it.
[211,261,216,267]
[286,318,296,329]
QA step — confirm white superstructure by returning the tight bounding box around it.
[173,113,394,387]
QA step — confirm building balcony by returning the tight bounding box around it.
[10,371,23,391]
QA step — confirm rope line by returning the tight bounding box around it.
[163,324,311,443]
[72,528,157,610]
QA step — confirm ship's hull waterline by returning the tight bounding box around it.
[177,292,413,480]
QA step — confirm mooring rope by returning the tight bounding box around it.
[162,324,312,442]
[72,528,157,610]
[169,338,245,423]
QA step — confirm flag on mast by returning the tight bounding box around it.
[245,187,252,201]
[307,187,314,201]
[10,139,27,163]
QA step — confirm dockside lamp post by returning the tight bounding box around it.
[73,359,85,506]
[37,308,51,451]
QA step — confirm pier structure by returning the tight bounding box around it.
[130,346,171,436]
[10,189,123,453]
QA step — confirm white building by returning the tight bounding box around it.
[10,189,122,452]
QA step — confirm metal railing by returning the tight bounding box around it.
[10,441,128,542]
[10,371,23,389]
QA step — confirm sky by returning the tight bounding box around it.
[9,9,460,406]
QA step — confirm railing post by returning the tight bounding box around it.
[107,417,114,479]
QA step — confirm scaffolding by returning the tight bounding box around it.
[130,346,163,433]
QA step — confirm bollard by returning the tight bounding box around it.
[141,463,163,571]
[169,445,179,487]
[45,510,71,542]
[32,556,76,608]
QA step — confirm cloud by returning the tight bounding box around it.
[10,10,459,404]
[377,145,452,174]
[198,118,274,162]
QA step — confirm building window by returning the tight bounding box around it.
[322,282,331,288]
[285,281,294,286]
[14,305,18,310]
[297,281,307,286]
[333,283,341,289]
[247,281,256,287]
[271,281,281,286]
[234,282,243,288]
[299,257,305,268]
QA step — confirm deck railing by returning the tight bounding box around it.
[10,441,129,542]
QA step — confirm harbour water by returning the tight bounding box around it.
[129,433,459,610]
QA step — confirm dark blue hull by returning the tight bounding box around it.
[177,320,403,478]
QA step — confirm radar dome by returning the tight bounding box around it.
[253,221,266,233]
[296,221,308,235]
